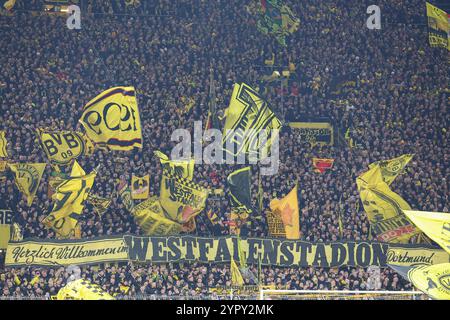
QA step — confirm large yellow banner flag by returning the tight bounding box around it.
[79,87,142,151]
[43,161,96,238]
[8,163,46,206]
[426,2,449,49]
[403,210,450,254]
[356,165,419,243]
[368,154,413,185]
[56,279,114,300]
[154,150,194,180]
[407,263,450,300]
[131,196,182,236]
[269,185,300,240]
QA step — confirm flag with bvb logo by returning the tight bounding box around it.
[131,174,150,200]
[8,163,46,206]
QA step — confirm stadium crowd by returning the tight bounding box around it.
[0,0,448,298]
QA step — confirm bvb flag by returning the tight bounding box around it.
[408,263,450,300]
[36,129,95,166]
[56,279,114,300]
[312,158,334,173]
[43,161,96,238]
[222,83,281,159]
[8,163,46,206]
[86,194,111,216]
[0,131,7,157]
[79,87,142,151]
[426,2,449,49]
[356,165,419,243]
[117,179,135,213]
[368,154,413,185]
[131,196,182,236]
[269,185,300,239]
[230,258,244,286]
[403,210,450,254]
[131,174,150,200]
[154,150,194,180]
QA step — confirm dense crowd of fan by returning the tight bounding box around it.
[0,0,448,298]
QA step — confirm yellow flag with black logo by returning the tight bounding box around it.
[43,161,96,238]
[231,258,244,286]
[408,263,450,300]
[223,83,281,158]
[8,163,46,206]
[79,87,142,151]
[87,194,112,216]
[159,168,209,223]
[131,196,182,236]
[368,154,413,185]
[269,185,300,240]
[131,174,150,200]
[426,2,449,50]
[403,210,450,254]
[57,279,114,300]
[357,165,419,243]
[36,129,95,166]
[154,150,194,180]
[0,131,7,157]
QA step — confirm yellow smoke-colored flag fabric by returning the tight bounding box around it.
[8,163,46,206]
[3,0,16,11]
[368,154,413,185]
[269,185,300,240]
[131,196,182,236]
[43,161,96,238]
[222,83,281,157]
[79,87,142,151]
[131,174,150,200]
[408,263,450,300]
[231,258,244,286]
[403,210,450,254]
[56,279,114,300]
[154,150,194,180]
[36,129,95,166]
[0,131,7,157]
[159,169,209,223]
[357,165,419,243]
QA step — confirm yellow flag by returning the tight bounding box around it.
[79,87,142,151]
[43,161,96,238]
[426,2,449,49]
[356,165,419,243]
[0,131,7,157]
[408,263,450,300]
[0,209,13,249]
[403,210,450,254]
[222,83,281,157]
[368,154,413,185]
[57,279,114,300]
[36,129,94,165]
[269,185,300,239]
[3,0,16,11]
[131,174,150,200]
[154,150,194,180]
[131,196,182,236]
[231,258,244,286]
[8,163,46,206]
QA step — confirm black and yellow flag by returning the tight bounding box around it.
[36,129,95,166]
[87,194,112,216]
[426,2,449,50]
[154,150,194,180]
[269,185,300,240]
[0,160,7,182]
[131,174,150,200]
[408,263,450,300]
[43,161,96,238]
[8,163,46,206]
[368,154,413,186]
[56,279,114,300]
[79,87,142,151]
[356,165,419,243]
[0,209,13,249]
[222,83,281,159]
[227,167,253,217]
[117,179,135,213]
[0,131,7,157]
[207,209,219,225]
[159,168,209,223]
[403,210,450,254]
[230,258,244,286]
[131,196,182,236]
